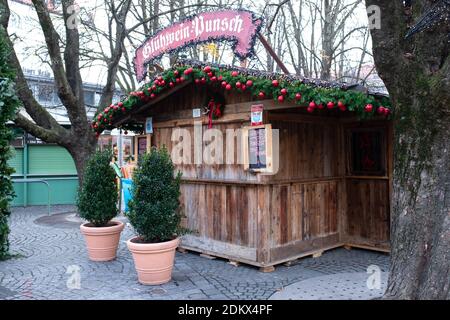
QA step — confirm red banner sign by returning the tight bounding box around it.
[133,10,263,82]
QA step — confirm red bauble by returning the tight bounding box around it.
[327,102,335,109]
[318,104,325,110]
[184,67,193,75]
[150,93,155,99]
[152,85,157,90]
[175,78,180,83]
[280,88,288,96]
[207,72,213,78]
[204,66,211,73]
[364,104,373,113]
[218,75,223,81]
[241,85,246,91]
[157,76,163,82]
[221,81,227,87]
[201,77,206,84]
[246,80,253,87]
[377,106,385,114]
[235,81,242,88]
[272,79,279,87]
[295,93,302,101]
[309,101,316,108]
[231,71,239,77]
[160,80,166,86]
[337,101,345,109]
[169,82,174,88]
[195,78,200,84]
[258,92,265,99]
[225,84,232,90]
[278,95,284,102]
[383,108,390,116]
[179,77,185,82]
[118,102,123,107]
[174,70,179,76]
[307,106,315,113]
[97,114,102,120]
[211,76,217,82]
[338,103,346,111]
[147,87,152,92]
[121,107,126,112]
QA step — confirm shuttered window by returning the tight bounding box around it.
[28,145,77,175]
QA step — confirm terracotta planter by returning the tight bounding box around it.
[127,237,180,285]
[80,220,124,261]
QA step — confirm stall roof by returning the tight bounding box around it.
[92,59,392,135]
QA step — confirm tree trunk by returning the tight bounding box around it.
[66,133,98,188]
[386,98,450,299]
[365,0,450,299]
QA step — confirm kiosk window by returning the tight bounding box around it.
[349,128,385,176]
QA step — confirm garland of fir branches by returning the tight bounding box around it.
[92,63,392,135]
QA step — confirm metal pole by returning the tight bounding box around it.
[118,129,123,167]
[257,33,290,75]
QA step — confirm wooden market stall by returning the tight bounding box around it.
[100,61,392,271]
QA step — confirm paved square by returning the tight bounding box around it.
[0,205,390,300]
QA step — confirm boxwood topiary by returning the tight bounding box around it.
[77,149,118,227]
[127,146,182,243]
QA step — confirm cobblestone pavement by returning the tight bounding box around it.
[0,206,390,300]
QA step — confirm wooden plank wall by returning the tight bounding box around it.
[345,179,390,247]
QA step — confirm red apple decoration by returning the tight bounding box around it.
[295,93,302,101]
[364,104,373,113]
[221,81,227,88]
[307,106,315,113]
[280,88,288,96]
[337,101,345,109]
[318,104,324,110]
[231,71,239,77]
[225,84,232,90]
[203,66,211,73]
[272,79,279,87]
[235,81,242,88]
[327,102,335,109]
[278,95,284,102]
[309,101,316,109]
[246,80,253,87]
[258,92,265,99]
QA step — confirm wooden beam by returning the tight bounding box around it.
[257,33,290,74]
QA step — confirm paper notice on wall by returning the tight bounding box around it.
[251,104,264,126]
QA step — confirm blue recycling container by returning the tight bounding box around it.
[121,178,133,213]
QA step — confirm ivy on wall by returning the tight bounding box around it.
[0,31,20,259]
[92,60,392,135]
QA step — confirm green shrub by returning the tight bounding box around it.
[127,146,182,243]
[0,30,19,259]
[77,149,118,227]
